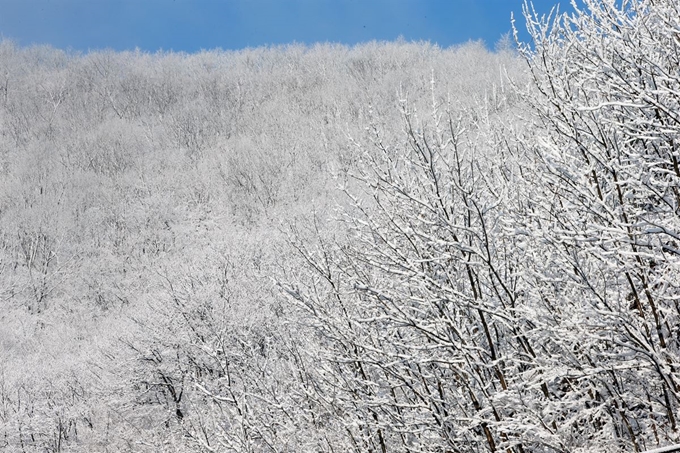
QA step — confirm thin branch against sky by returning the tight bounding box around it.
[0,0,575,52]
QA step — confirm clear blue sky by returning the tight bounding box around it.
[0,0,574,53]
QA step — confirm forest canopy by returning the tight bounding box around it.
[0,0,678,452]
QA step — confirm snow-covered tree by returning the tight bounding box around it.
[282,78,535,452]
[517,0,680,450]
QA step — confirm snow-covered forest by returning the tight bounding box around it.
[0,0,679,451]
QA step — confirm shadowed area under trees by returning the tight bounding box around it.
[0,0,678,451]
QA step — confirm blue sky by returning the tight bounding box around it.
[0,0,574,53]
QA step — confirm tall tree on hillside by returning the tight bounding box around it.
[283,79,534,452]
[517,0,680,450]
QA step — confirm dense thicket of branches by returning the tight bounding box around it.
[0,38,519,452]
[0,1,678,452]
